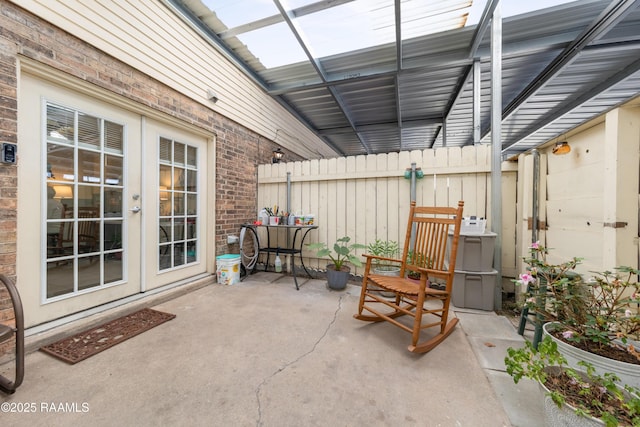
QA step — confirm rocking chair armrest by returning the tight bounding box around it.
[362,254,402,264]
[414,267,449,281]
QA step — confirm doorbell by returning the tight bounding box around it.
[1,143,16,164]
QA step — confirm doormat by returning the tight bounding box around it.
[40,308,176,364]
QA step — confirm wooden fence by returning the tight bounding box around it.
[257,144,518,277]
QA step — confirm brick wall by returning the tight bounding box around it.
[0,0,302,353]
[0,19,19,359]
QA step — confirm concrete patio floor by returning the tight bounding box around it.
[1,272,544,426]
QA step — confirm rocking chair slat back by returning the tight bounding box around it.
[402,204,461,281]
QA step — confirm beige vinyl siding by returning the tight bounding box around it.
[12,0,335,159]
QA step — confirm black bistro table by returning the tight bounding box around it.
[242,223,317,290]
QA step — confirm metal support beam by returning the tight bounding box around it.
[469,0,501,58]
[502,0,639,120]
[272,0,372,154]
[490,2,502,311]
[473,59,481,144]
[394,0,403,150]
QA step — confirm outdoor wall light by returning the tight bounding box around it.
[552,141,571,155]
[272,148,284,163]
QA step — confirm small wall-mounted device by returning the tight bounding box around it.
[1,143,17,164]
[206,89,218,104]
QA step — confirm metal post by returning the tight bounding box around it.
[473,59,481,144]
[286,172,291,214]
[532,149,539,244]
[410,162,417,203]
[286,171,292,272]
[410,162,417,249]
[491,3,503,310]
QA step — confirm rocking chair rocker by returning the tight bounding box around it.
[354,201,464,354]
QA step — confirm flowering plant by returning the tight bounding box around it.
[505,336,640,426]
[516,242,640,360]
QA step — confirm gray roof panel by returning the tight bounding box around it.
[170,0,640,158]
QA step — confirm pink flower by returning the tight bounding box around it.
[562,330,574,339]
[518,273,535,286]
[530,241,540,249]
[625,309,632,318]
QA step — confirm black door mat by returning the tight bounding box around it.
[40,308,176,364]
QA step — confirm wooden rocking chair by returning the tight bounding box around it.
[354,201,464,354]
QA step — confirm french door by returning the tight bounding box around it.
[18,72,209,328]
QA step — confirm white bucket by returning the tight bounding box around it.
[216,254,241,285]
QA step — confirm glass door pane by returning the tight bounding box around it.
[45,102,125,299]
[158,137,198,271]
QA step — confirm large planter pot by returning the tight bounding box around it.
[540,366,606,427]
[373,265,400,297]
[326,264,350,290]
[543,322,640,388]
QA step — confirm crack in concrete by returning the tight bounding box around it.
[254,293,347,427]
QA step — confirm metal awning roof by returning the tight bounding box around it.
[167,0,640,159]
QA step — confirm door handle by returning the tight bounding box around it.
[130,206,141,213]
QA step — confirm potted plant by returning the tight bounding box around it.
[307,236,365,290]
[505,336,640,426]
[403,250,446,288]
[516,241,640,387]
[366,239,400,274]
[366,239,400,296]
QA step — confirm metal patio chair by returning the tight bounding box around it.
[0,274,24,394]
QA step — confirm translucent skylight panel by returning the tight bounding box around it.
[295,0,394,58]
[201,0,579,69]
[466,0,578,26]
[202,0,278,28]
[286,0,317,8]
[237,22,309,68]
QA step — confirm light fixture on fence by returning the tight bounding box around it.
[272,148,284,163]
[552,141,571,155]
